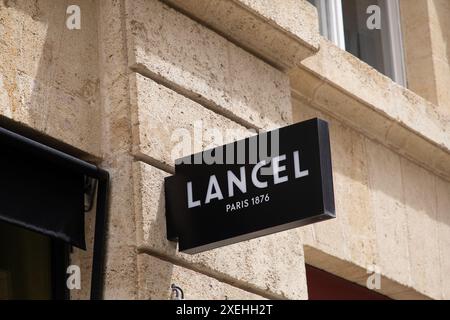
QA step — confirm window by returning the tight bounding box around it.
[308,0,406,86]
[309,0,346,50]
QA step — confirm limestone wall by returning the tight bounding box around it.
[0,0,100,158]
[94,0,310,299]
[124,0,308,300]
[400,0,450,109]
[293,98,450,300]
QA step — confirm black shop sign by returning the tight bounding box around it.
[165,118,335,254]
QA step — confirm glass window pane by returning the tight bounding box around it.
[0,221,52,300]
[342,0,386,75]
[342,0,393,77]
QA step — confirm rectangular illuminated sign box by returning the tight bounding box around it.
[165,118,335,254]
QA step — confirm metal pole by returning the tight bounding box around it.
[90,170,110,300]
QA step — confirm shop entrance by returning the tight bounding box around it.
[0,125,109,300]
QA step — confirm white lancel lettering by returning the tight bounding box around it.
[187,150,309,208]
[252,160,268,189]
[205,175,224,204]
[187,181,201,208]
[293,150,309,178]
[227,166,247,197]
[272,155,288,184]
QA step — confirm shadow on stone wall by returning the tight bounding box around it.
[0,0,100,160]
[0,0,107,300]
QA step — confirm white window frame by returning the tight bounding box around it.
[311,0,407,86]
[311,0,346,50]
[381,0,407,86]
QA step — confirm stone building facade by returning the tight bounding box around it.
[0,0,449,299]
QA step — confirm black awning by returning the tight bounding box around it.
[0,130,87,249]
[0,126,110,299]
